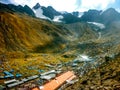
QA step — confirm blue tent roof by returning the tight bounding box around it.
[16,73,22,78]
[4,75,14,79]
[3,71,13,75]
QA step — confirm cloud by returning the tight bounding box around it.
[76,0,116,11]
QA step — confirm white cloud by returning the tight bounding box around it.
[77,0,116,11]
[11,0,116,12]
[49,0,76,12]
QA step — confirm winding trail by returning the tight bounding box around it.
[98,32,101,39]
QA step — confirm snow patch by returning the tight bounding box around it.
[88,22,105,29]
[53,15,63,22]
[78,12,84,18]
[33,7,51,20]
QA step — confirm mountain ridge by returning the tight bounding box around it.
[0,3,35,16]
[1,2,120,25]
[32,2,120,24]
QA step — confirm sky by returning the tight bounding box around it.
[0,0,120,12]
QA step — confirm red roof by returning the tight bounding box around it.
[32,87,40,90]
[39,71,75,90]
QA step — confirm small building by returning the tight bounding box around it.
[40,70,56,76]
[4,75,14,79]
[27,75,39,81]
[7,81,24,88]
[4,79,17,85]
[32,71,76,90]
[3,71,14,78]
[44,64,54,68]
[16,73,22,78]
[40,74,56,80]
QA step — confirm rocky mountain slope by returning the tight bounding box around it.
[0,12,69,53]
[66,53,120,90]
[0,3,35,16]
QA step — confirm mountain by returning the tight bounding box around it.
[0,3,99,53]
[1,3,120,53]
[72,11,84,18]
[72,11,79,17]
[0,3,35,16]
[33,3,61,20]
[33,3,41,9]
[41,6,61,19]
[32,3,81,23]
[32,3,120,25]
[80,8,120,25]
[1,2,120,25]
[61,13,80,23]
[65,22,98,41]
[100,8,120,25]
[80,9,102,22]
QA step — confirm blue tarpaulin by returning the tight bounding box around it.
[3,71,14,78]
[16,73,22,78]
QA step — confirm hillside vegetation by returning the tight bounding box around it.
[66,53,120,90]
[0,12,70,53]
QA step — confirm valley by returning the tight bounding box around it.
[0,2,120,90]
